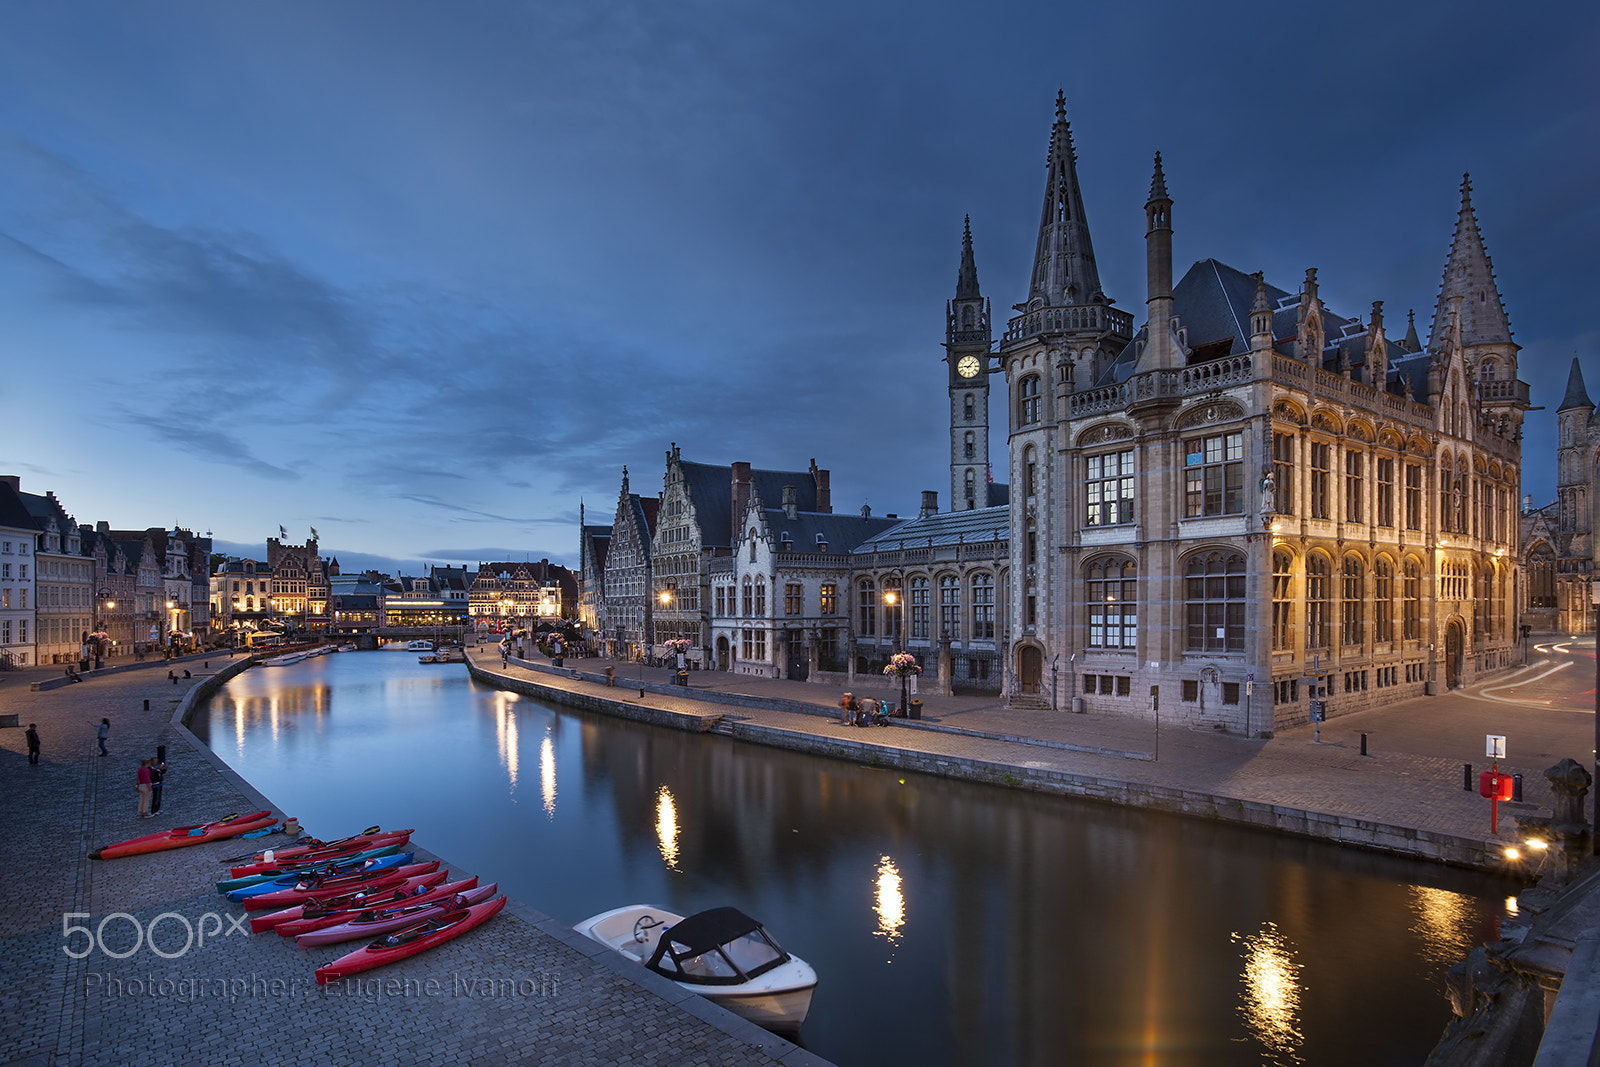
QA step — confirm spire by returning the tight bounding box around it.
[955,214,980,299]
[1403,309,1420,352]
[1429,173,1512,348]
[1559,358,1593,412]
[1148,151,1169,201]
[1026,91,1105,308]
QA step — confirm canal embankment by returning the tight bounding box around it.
[472,651,1533,873]
[0,654,829,1067]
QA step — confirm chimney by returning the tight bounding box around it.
[731,462,753,543]
[811,459,831,514]
[0,475,18,491]
[920,490,939,518]
[782,485,798,520]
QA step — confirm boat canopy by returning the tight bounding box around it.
[646,907,788,986]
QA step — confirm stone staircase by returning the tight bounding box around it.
[707,718,737,737]
[1008,692,1051,711]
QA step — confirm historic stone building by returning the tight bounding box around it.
[603,468,660,658]
[708,488,898,677]
[577,504,610,635]
[1522,359,1600,635]
[0,477,38,668]
[16,486,91,666]
[982,94,1525,730]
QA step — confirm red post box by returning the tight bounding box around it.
[1479,770,1514,801]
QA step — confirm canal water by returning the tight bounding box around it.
[191,651,1513,1067]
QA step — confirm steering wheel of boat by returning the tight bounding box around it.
[633,914,664,943]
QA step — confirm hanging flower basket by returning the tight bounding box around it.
[663,638,692,654]
[883,651,921,677]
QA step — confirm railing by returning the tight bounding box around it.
[1478,379,1531,405]
[1181,354,1252,391]
[1004,304,1135,343]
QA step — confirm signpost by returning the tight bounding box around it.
[1481,735,1511,834]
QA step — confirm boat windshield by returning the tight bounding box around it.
[720,930,784,974]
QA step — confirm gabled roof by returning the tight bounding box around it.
[755,507,900,556]
[852,505,1010,555]
[0,480,37,533]
[678,460,817,549]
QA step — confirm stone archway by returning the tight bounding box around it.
[1017,645,1043,694]
[1445,620,1464,689]
[716,635,730,671]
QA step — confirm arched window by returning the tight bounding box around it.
[741,578,752,617]
[1306,555,1330,650]
[1402,559,1421,640]
[963,394,975,420]
[1480,359,1498,381]
[962,306,975,328]
[1024,446,1036,497]
[1185,553,1245,652]
[964,431,976,459]
[965,469,976,509]
[1087,558,1137,649]
[1017,375,1041,425]
[939,575,961,639]
[970,573,995,639]
[1342,556,1365,648]
[909,577,929,639]
[749,530,758,562]
[882,576,902,641]
[1271,551,1294,651]
[1529,545,1556,607]
[857,579,876,636]
[1373,557,1393,643]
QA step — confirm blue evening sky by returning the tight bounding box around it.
[1,2,1595,572]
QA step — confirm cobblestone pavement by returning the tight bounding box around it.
[0,656,823,1067]
[482,642,1600,873]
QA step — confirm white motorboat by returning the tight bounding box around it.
[575,905,816,1034]
[404,640,434,652]
[261,651,308,666]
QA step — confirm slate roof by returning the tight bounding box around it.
[678,459,817,549]
[852,505,1010,555]
[756,506,900,556]
[582,525,611,571]
[0,480,38,534]
[1560,358,1593,412]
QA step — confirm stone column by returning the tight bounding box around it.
[938,637,953,696]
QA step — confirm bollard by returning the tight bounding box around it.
[204,662,209,669]
[143,699,150,711]
[1513,772,1523,803]
[1463,763,1472,791]
[1360,733,1368,756]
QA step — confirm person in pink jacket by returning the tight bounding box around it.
[136,759,154,818]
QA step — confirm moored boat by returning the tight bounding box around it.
[218,848,411,895]
[227,829,413,877]
[296,883,498,948]
[91,812,278,860]
[315,896,507,985]
[574,905,817,1034]
[276,875,479,937]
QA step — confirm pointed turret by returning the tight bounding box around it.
[947,216,991,510]
[1559,358,1593,412]
[956,215,980,300]
[1430,174,1513,349]
[1026,91,1105,310]
[1249,272,1274,352]
[947,216,991,349]
[1143,152,1180,370]
[1403,309,1420,353]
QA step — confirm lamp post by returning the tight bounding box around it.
[92,589,114,668]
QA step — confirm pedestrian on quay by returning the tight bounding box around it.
[839,693,855,725]
[149,753,167,814]
[25,723,40,764]
[90,718,110,756]
[136,759,153,817]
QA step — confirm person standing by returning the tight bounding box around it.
[136,759,153,817]
[91,718,110,756]
[149,753,167,814]
[25,723,40,764]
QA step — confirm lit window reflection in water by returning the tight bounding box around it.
[539,734,557,818]
[874,856,904,946]
[656,786,679,870]
[1232,921,1303,1065]
[494,693,519,792]
[1410,885,1481,966]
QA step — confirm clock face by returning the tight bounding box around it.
[956,355,982,378]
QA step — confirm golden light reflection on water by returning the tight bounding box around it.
[1410,885,1481,966]
[1232,922,1304,1066]
[493,693,519,791]
[874,856,904,946]
[656,786,679,870]
[539,735,557,817]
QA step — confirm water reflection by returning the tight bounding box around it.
[874,856,904,948]
[1410,885,1483,966]
[1233,922,1304,1066]
[656,786,680,870]
[193,652,1516,1067]
[540,735,557,817]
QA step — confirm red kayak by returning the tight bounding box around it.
[228,831,413,877]
[315,896,508,985]
[92,812,277,860]
[241,862,440,910]
[251,871,450,933]
[297,884,499,948]
[278,877,479,938]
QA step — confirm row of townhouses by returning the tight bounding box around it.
[577,93,1550,736]
[0,475,211,668]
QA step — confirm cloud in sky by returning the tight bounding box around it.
[1,1,1596,567]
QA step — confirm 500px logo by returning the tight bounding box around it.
[63,912,249,959]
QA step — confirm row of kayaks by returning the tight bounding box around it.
[213,826,507,985]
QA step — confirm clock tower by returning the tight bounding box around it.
[946,216,992,511]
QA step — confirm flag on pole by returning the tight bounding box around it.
[310,526,318,540]
[279,525,287,539]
